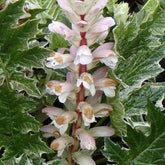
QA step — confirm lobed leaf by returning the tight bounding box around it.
[0,86,52,161]
[103,100,165,165]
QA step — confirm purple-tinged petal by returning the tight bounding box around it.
[42,107,64,120]
[48,21,73,41]
[93,42,114,54]
[92,66,108,80]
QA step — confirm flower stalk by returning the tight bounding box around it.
[41,0,118,164]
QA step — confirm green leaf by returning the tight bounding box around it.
[107,93,126,136]
[113,2,129,24]
[50,34,70,50]
[102,138,128,165]
[0,86,52,161]
[114,0,165,99]
[0,0,51,97]
[103,101,165,165]
[124,83,165,116]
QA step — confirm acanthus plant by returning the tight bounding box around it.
[1,0,165,164]
[40,0,118,164]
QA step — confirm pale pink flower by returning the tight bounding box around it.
[89,126,115,137]
[93,103,113,117]
[86,17,115,46]
[77,72,95,96]
[50,135,74,156]
[93,42,118,69]
[76,128,96,150]
[46,72,76,103]
[53,111,78,134]
[42,106,64,120]
[40,125,60,138]
[95,78,118,97]
[85,0,109,25]
[46,52,75,69]
[73,152,96,165]
[57,0,81,25]
[48,21,81,46]
[74,45,93,65]
[78,102,96,126]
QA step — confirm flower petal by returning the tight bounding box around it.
[76,129,96,150]
[89,126,115,137]
[74,45,93,65]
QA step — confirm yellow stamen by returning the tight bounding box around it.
[56,56,63,63]
[83,107,94,119]
[55,85,62,93]
[55,116,67,125]
[103,80,118,87]
[51,142,59,150]
[83,75,93,85]
[46,81,54,88]
[50,52,56,57]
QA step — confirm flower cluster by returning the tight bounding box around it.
[41,0,118,164]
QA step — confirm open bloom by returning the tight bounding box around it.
[40,125,60,138]
[53,111,78,134]
[46,72,76,103]
[42,106,64,120]
[95,78,117,97]
[93,103,113,117]
[50,135,74,156]
[46,52,75,69]
[86,17,115,46]
[77,72,95,96]
[78,102,96,126]
[76,128,96,150]
[93,42,118,69]
[74,45,93,65]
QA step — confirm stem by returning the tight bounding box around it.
[67,15,87,165]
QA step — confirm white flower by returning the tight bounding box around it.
[76,129,96,150]
[77,72,95,96]
[95,78,118,97]
[46,52,75,69]
[50,135,74,156]
[74,45,93,65]
[46,72,76,103]
[93,42,118,69]
[53,111,78,134]
[78,102,96,126]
